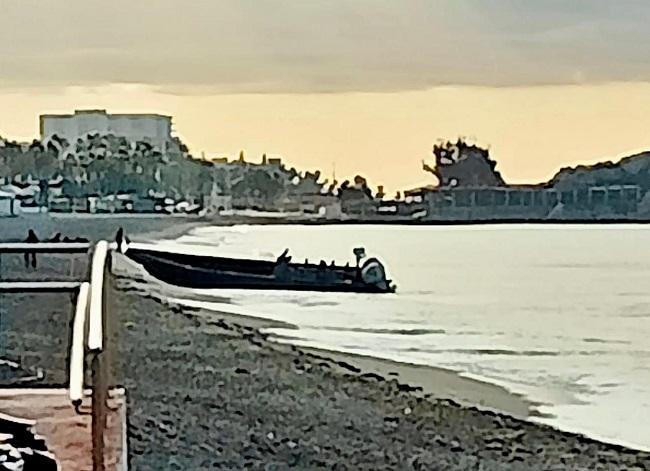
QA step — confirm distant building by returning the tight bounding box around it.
[204,183,233,213]
[0,192,15,216]
[420,184,642,221]
[339,187,378,217]
[40,109,172,150]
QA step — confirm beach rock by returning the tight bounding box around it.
[449,440,464,453]
[360,372,385,382]
[336,361,361,373]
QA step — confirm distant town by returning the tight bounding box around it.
[1,109,650,222]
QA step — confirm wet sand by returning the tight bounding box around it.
[296,346,535,419]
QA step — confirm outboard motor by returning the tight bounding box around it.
[360,257,393,292]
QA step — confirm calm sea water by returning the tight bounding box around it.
[151,224,650,450]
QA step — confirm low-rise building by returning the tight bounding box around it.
[339,187,378,217]
[0,191,16,216]
[421,184,642,220]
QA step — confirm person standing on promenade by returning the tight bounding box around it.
[23,230,38,269]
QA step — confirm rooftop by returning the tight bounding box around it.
[40,110,172,120]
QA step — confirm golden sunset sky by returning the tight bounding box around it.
[1,1,650,193]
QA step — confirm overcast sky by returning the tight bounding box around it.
[2,1,650,191]
[2,0,650,93]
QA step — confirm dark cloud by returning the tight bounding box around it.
[1,0,650,93]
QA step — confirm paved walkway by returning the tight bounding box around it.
[0,388,126,471]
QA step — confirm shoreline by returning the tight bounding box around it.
[140,286,536,420]
[147,286,536,419]
[114,254,649,454]
[109,285,650,468]
[181,215,650,226]
[143,280,647,455]
[132,280,530,421]
[8,213,650,228]
[187,309,650,454]
[129,220,206,242]
[285,344,536,419]
[163,294,650,454]
[179,217,650,227]
[0,213,203,243]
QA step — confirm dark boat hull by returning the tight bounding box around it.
[125,248,394,293]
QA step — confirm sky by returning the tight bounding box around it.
[1,0,650,193]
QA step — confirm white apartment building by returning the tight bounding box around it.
[40,109,172,149]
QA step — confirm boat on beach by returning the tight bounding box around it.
[118,233,395,293]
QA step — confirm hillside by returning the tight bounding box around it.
[550,151,650,191]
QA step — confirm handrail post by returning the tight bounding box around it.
[91,352,107,471]
[88,241,109,471]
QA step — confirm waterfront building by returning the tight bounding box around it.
[40,109,172,150]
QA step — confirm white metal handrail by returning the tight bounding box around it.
[88,241,108,352]
[0,242,91,253]
[69,282,90,405]
[69,240,110,403]
[0,281,82,292]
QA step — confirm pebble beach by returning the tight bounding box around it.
[0,215,649,469]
